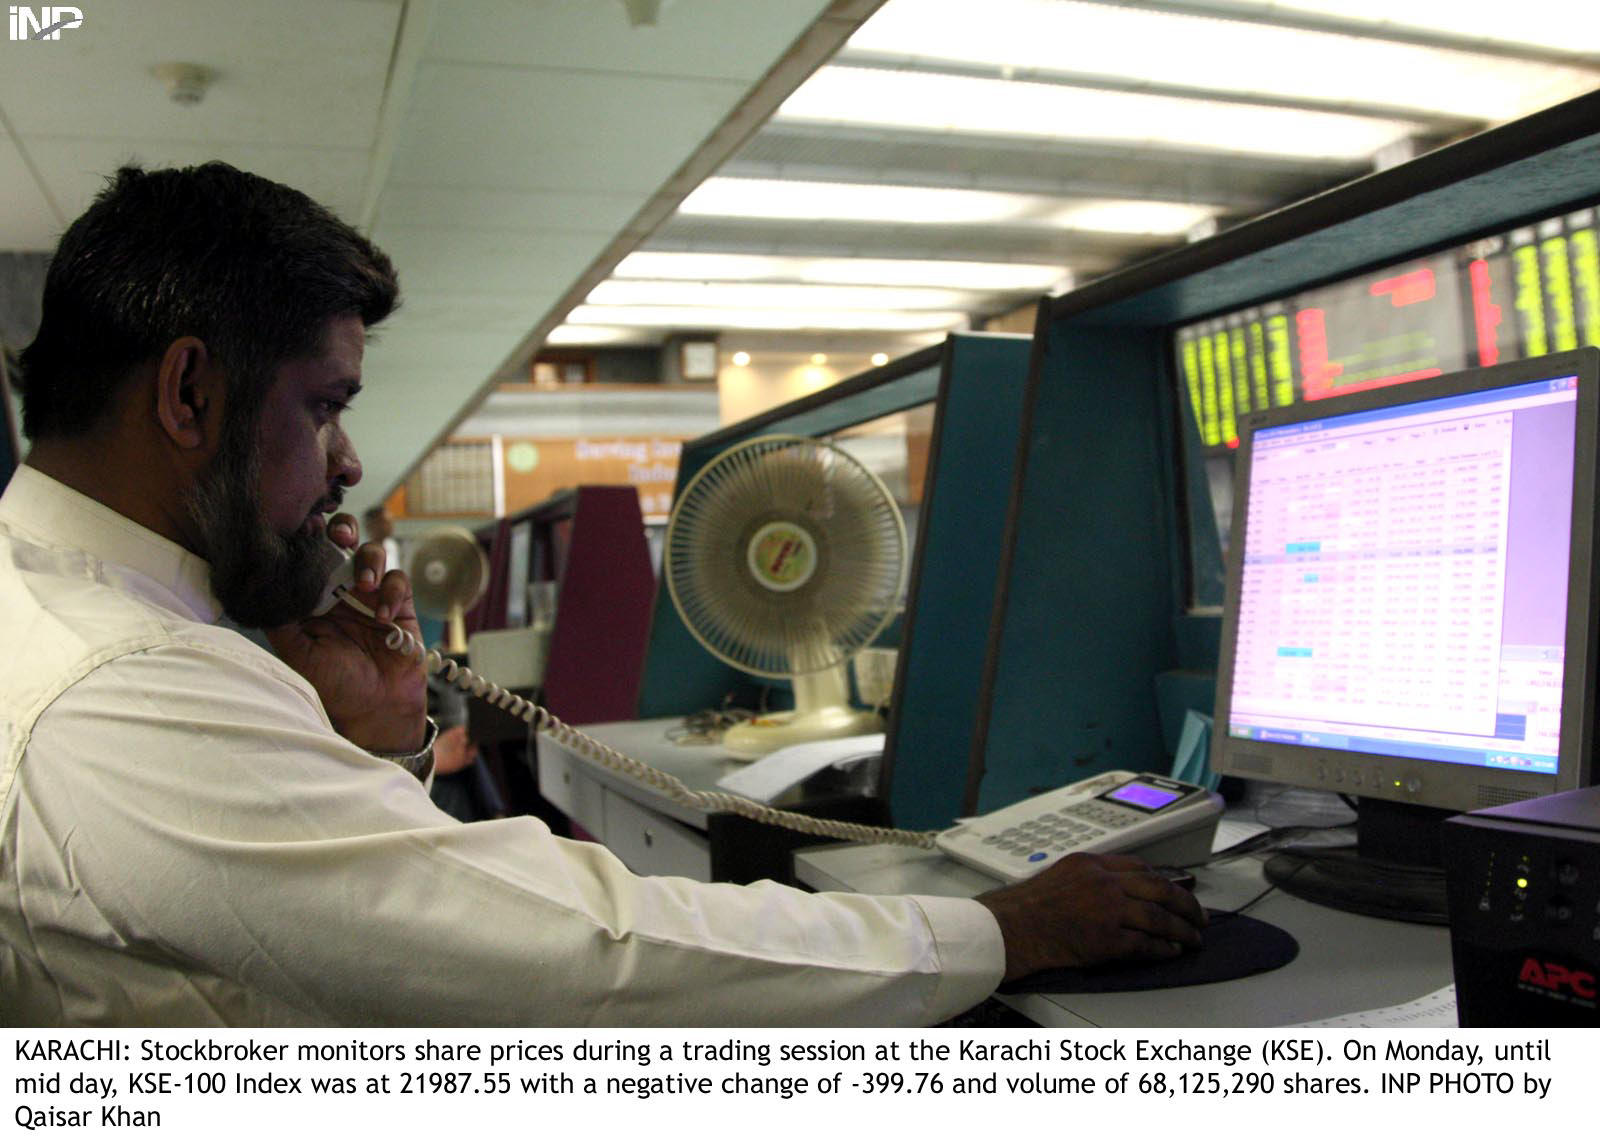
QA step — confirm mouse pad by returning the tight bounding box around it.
[998,910,1299,994]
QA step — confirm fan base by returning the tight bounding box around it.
[723,706,884,760]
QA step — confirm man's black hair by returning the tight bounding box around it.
[17,162,399,440]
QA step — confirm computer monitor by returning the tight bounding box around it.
[1210,347,1600,922]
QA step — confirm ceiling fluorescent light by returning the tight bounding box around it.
[801,257,1068,291]
[677,178,1038,225]
[779,67,1419,161]
[679,177,1219,234]
[1266,0,1600,57]
[543,325,658,346]
[615,251,1070,291]
[1050,200,1220,236]
[846,0,1599,121]
[565,305,969,333]
[586,279,980,311]
[613,252,795,281]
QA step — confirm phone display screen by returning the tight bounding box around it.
[1100,779,1186,813]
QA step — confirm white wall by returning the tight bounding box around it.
[714,332,944,425]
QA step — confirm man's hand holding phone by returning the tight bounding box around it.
[265,513,428,753]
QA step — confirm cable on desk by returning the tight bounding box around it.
[1209,856,1315,922]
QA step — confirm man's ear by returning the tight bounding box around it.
[154,337,226,451]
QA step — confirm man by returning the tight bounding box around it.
[0,163,1203,1026]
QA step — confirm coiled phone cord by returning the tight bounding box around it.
[335,589,938,849]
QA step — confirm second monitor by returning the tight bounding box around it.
[1210,347,1600,921]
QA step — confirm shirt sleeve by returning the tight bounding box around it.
[14,639,1005,1026]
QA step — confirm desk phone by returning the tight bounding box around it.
[937,771,1223,882]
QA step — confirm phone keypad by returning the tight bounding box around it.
[1062,801,1143,828]
[980,813,1107,859]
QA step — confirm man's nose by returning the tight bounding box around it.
[328,425,362,488]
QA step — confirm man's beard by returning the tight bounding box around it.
[185,432,342,629]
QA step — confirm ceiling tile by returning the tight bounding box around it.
[373,224,616,295]
[385,291,563,337]
[0,135,62,250]
[0,0,396,147]
[425,0,834,83]
[376,185,643,236]
[363,332,512,376]
[389,62,745,194]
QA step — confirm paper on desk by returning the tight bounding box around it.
[1294,985,1458,1028]
[715,734,885,803]
[1211,816,1271,853]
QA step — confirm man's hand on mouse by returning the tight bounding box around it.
[976,851,1206,982]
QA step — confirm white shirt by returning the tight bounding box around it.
[0,467,1004,1026]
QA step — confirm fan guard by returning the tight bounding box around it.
[407,526,489,653]
[666,434,907,679]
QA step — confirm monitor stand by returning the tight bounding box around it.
[1263,799,1452,925]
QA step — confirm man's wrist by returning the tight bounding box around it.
[341,700,428,754]
[974,892,1027,982]
[368,716,438,782]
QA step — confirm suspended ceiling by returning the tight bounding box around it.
[0,0,865,512]
[2,0,1597,514]
[572,0,1600,349]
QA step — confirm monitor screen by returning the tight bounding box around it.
[1212,348,1600,816]
[504,520,533,628]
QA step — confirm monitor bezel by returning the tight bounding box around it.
[1210,346,1600,812]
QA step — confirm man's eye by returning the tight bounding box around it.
[317,400,348,418]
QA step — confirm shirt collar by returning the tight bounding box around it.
[0,465,223,624]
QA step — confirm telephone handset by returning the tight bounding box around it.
[311,547,1222,872]
[311,543,361,617]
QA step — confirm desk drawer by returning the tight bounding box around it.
[602,790,711,880]
[536,742,605,839]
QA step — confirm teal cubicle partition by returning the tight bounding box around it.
[882,333,1030,829]
[635,333,1033,833]
[969,90,1600,814]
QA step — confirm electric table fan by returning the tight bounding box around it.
[407,526,490,653]
[664,434,908,758]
